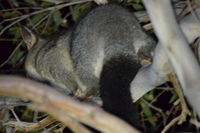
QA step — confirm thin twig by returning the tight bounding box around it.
[141,98,167,125]
[161,115,182,133]
[39,0,107,4]
[32,12,52,30]
[29,103,95,133]
[0,7,43,12]
[4,116,57,132]
[41,13,53,34]
[161,73,191,133]
[46,122,63,132]
[169,73,191,124]
[190,110,200,133]
[0,0,93,36]
[0,41,23,68]
[10,108,25,132]
[150,90,166,104]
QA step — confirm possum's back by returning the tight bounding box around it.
[72,4,141,60]
[71,4,154,96]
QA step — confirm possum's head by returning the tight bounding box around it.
[21,27,47,50]
[21,26,37,50]
[21,28,78,94]
[21,27,47,80]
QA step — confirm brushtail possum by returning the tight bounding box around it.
[71,4,155,127]
[71,4,155,97]
[23,4,155,130]
[22,28,78,94]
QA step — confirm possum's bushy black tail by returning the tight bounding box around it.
[63,56,141,133]
[100,55,141,128]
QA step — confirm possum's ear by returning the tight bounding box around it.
[21,26,37,50]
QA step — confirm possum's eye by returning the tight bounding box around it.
[21,26,37,50]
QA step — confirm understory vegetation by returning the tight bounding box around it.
[0,0,199,132]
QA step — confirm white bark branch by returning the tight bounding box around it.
[140,0,200,116]
[131,7,200,102]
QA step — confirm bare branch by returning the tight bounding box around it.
[131,7,200,102]
[3,116,70,132]
[143,0,200,89]
[143,0,200,115]
[0,75,140,133]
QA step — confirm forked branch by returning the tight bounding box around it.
[143,0,200,116]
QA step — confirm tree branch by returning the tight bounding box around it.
[3,116,56,132]
[131,7,200,102]
[142,0,200,116]
[0,75,140,133]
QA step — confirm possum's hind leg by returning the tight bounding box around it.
[72,42,105,97]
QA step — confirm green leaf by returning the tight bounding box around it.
[132,3,143,10]
[148,116,157,127]
[142,103,152,117]
[7,27,20,39]
[3,11,17,18]
[41,1,54,7]
[21,108,34,121]
[140,102,156,127]
[133,0,142,3]
[24,0,37,6]
[8,49,24,66]
[141,102,152,117]
[144,93,154,101]
[169,94,177,103]
[31,12,48,25]
[7,27,18,39]
[71,2,93,22]
[52,10,62,26]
